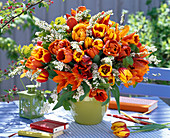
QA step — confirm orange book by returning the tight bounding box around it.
[109,96,158,112]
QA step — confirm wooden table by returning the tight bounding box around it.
[0,97,170,138]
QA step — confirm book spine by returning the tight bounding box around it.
[53,124,69,133]
[109,101,151,112]
[18,130,52,138]
[30,124,53,133]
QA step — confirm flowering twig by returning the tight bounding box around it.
[0,0,44,30]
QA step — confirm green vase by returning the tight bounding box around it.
[18,85,44,119]
[70,95,107,125]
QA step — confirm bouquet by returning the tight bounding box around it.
[12,6,155,111]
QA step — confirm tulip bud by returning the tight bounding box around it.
[111,121,127,131]
[113,127,130,138]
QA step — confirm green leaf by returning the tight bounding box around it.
[92,55,100,65]
[123,56,134,68]
[98,83,110,89]
[131,124,167,133]
[130,44,139,53]
[133,82,138,88]
[8,95,11,101]
[79,81,90,101]
[52,90,75,110]
[102,89,110,106]
[146,0,152,5]
[111,84,120,113]
[48,70,57,79]
[63,100,71,110]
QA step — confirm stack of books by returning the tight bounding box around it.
[18,119,69,138]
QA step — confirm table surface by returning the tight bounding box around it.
[0,97,170,138]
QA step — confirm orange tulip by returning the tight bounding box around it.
[70,8,76,16]
[111,121,127,131]
[56,48,73,63]
[84,37,93,49]
[92,39,104,50]
[113,127,130,138]
[127,57,149,86]
[103,28,117,43]
[115,45,131,61]
[121,33,140,45]
[73,50,84,62]
[98,64,112,77]
[48,39,61,55]
[103,40,121,57]
[36,69,49,83]
[118,68,133,84]
[92,23,108,38]
[25,56,43,70]
[72,23,86,42]
[67,17,77,30]
[58,39,72,50]
[77,6,87,13]
[89,89,108,102]
[86,47,99,58]
[31,46,51,63]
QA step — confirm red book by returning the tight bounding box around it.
[30,119,69,133]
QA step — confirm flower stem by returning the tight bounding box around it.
[20,77,26,90]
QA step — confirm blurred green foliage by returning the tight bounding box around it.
[0,15,40,60]
[128,2,170,68]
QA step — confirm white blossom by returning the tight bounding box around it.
[40,102,51,114]
[52,61,65,71]
[50,91,58,102]
[73,86,84,101]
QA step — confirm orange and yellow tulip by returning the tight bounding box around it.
[108,74,115,86]
[84,37,93,49]
[31,46,51,63]
[92,23,108,38]
[89,89,108,102]
[25,56,43,70]
[113,127,130,138]
[97,15,110,25]
[56,48,73,63]
[103,28,117,43]
[36,69,49,83]
[92,39,104,50]
[72,23,86,42]
[103,40,121,57]
[48,39,61,55]
[111,121,127,131]
[118,68,133,84]
[98,64,112,77]
[73,50,84,62]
